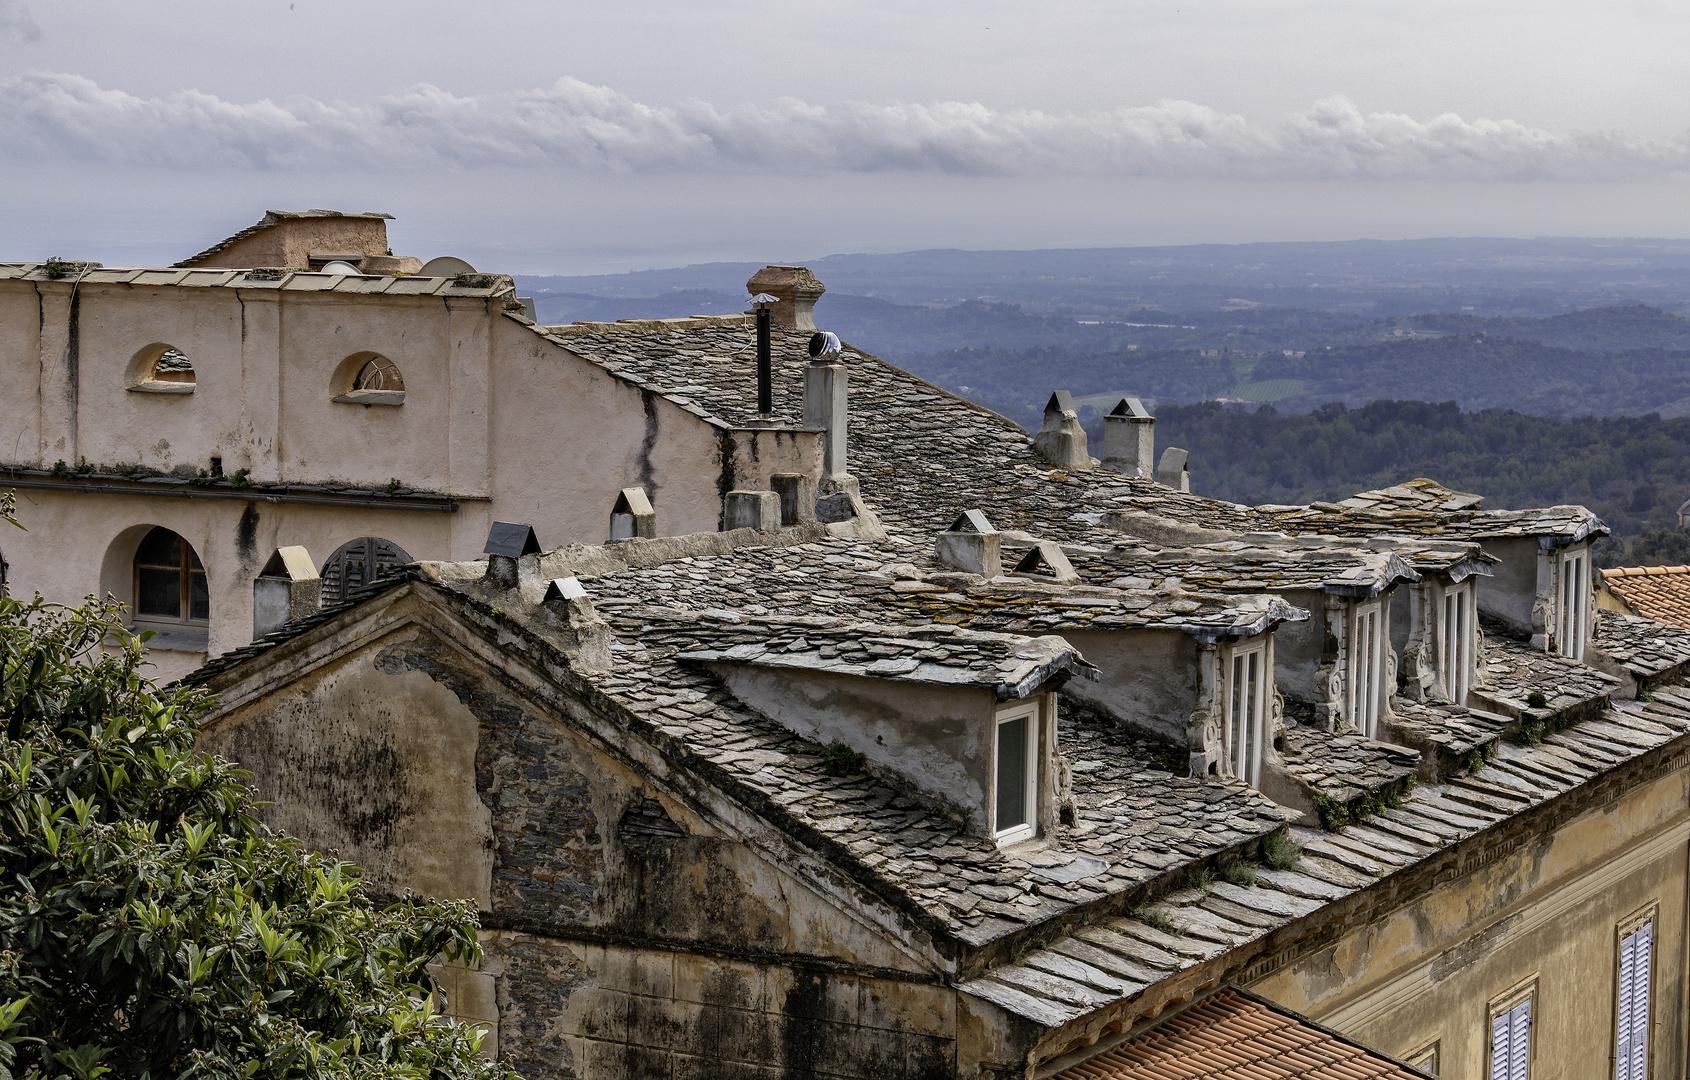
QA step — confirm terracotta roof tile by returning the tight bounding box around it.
[1055,988,1425,1079]
[1602,565,1690,631]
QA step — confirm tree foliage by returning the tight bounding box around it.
[0,492,506,1080]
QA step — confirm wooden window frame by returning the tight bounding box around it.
[1486,975,1538,1080]
[991,700,1039,845]
[132,528,208,630]
[1614,902,1658,1080]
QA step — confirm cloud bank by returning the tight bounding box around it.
[2,72,1685,182]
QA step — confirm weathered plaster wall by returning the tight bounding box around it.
[1262,588,1329,705]
[0,285,44,459]
[709,665,999,835]
[1056,628,1196,746]
[1479,537,1539,637]
[198,605,960,1077]
[1250,760,1690,1079]
[183,217,390,269]
[0,485,454,675]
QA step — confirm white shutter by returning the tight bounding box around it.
[1491,1009,1513,1080]
[1508,1000,1531,1080]
[1617,931,1635,1080]
[1630,923,1652,1080]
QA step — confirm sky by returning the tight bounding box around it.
[2,0,1688,274]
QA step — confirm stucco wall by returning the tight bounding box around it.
[1261,588,1329,705]
[1250,760,1690,1079]
[198,608,960,1077]
[1478,536,1540,636]
[183,217,390,269]
[1056,628,1196,746]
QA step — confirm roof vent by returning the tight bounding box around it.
[1013,541,1080,586]
[483,521,541,590]
[1157,447,1191,492]
[1102,397,1155,479]
[1033,391,1094,473]
[936,510,1002,577]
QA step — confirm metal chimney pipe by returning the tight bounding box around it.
[756,306,773,414]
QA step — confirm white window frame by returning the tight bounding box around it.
[1224,640,1267,787]
[991,701,1039,845]
[1488,977,1536,1080]
[1441,581,1476,706]
[1559,548,1589,661]
[1615,906,1656,1080]
[1405,1039,1440,1075]
[1348,600,1385,738]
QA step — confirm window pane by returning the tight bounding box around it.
[135,528,181,567]
[189,571,209,621]
[995,716,1028,832]
[1245,652,1259,777]
[137,567,181,617]
[1231,656,1244,774]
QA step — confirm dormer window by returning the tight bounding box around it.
[1348,600,1385,737]
[1558,548,1588,660]
[992,701,1039,844]
[1224,640,1266,786]
[127,344,196,394]
[332,352,405,406]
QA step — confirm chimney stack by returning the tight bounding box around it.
[253,546,321,638]
[483,521,542,589]
[936,510,1002,578]
[745,265,825,330]
[1032,391,1095,472]
[1102,397,1155,479]
[542,577,612,674]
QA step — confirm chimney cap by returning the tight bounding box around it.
[259,545,319,581]
[808,331,843,359]
[947,509,998,534]
[484,521,542,557]
[1110,396,1152,419]
[613,487,655,516]
[1044,391,1077,416]
[544,576,588,602]
[750,293,779,305]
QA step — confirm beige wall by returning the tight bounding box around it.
[1,277,825,663]
[1251,762,1690,1079]
[181,217,390,269]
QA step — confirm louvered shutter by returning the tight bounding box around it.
[1491,1010,1512,1080]
[320,537,412,605]
[1508,1001,1530,1080]
[1617,922,1652,1080]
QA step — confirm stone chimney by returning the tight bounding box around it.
[936,510,1002,577]
[1102,397,1155,479]
[483,521,542,589]
[253,546,320,638]
[1033,391,1094,473]
[745,265,825,330]
[1157,447,1191,492]
[611,487,656,540]
[542,576,611,674]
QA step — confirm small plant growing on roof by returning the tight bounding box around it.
[386,477,403,494]
[49,459,73,480]
[1263,830,1303,870]
[1181,867,1212,894]
[1513,719,1545,746]
[1221,862,1258,887]
[819,738,866,777]
[1314,795,1352,831]
[1526,690,1548,708]
[230,467,253,489]
[1133,905,1182,936]
[42,257,72,279]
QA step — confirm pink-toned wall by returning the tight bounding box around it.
[181,218,391,269]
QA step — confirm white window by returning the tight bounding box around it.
[1616,915,1653,1080]
[1348,601,1385,738]
[1442,582,1476,705]
[1225,642,1265,786]
[992,702,1038,844]
[1559,550,1588,660]
[1489,983,1535,1080]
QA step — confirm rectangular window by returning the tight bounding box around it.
[1560,551,1587,660]
[1227,642,1265,786]
[1616,914,1654,1080]
[1488,981,1535,1080]
[1442,583,1474,705]
[1349,602,1383,738]
[1406,1039,1440,1075]
[993,703,1038,843]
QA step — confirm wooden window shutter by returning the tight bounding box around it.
[320,537,412,605]
[1617,921,1652,1080]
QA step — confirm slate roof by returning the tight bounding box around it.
[958,686,1690,1026]
[1595,610,1690,684]
[1053,987,1428,1079]
[0,263,513,297]
[1601,565,1690,631]
[1069,538,1432,599]
[172,209,393,268]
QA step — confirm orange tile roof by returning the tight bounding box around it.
[1055,988,1426,1080]
[1601,565,1690,631]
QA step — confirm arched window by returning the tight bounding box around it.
[320,537,411,605]
[332,352,405,405]
[133,527,208,624]
[127,344,196,394]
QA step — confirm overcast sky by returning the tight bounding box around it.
[2,0,1688,274]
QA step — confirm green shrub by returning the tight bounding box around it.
[1263,831,1303,870]
[1221,862,1258,887]
[819,739,867,777]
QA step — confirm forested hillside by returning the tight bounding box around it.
[1130,401,1690,564]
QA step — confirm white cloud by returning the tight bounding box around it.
[0,0,41,42]
[1,71,1684,182]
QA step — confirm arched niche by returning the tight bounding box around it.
[126,343,196,394]
[320,536,412,605]
[332,352,406,406]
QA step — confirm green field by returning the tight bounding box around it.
[1229,378,1306,402]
